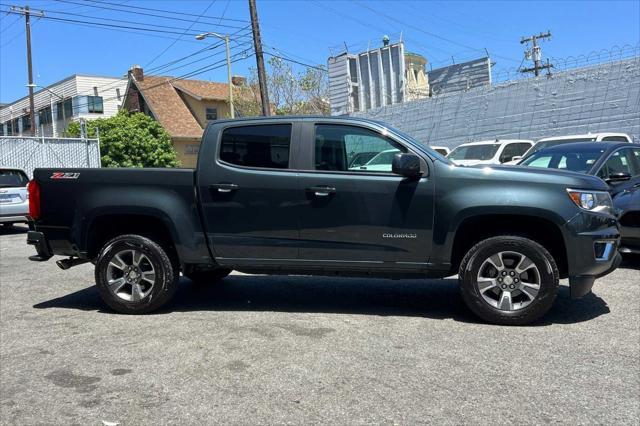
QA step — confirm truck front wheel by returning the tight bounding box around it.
[459,236,559,325]
[95,234,179,314]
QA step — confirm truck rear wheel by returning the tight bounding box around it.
[95,234,179,314]
[184,267,232,284]
[458,236,559,325]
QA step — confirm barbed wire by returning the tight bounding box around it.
[353,47,640,146]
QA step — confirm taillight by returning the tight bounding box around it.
[27,180,41,220]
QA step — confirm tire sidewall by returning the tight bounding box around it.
[460,237,559,324]
[95,235,177,314]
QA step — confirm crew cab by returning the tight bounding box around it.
[27,117,621,325]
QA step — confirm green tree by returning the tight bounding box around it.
[67,110,179,168]
[234,57,330,117]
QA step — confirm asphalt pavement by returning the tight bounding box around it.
[1,224,639,425]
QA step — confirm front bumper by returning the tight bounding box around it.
[27,231,53,261]
[565,212,621,298]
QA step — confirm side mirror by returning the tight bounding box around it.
[392,153,422,179]
[606,171,632,183]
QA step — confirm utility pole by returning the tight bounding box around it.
[195,32,235,118]
[11,5,44,135]
[519,31,553,77]
[248,0,270,116]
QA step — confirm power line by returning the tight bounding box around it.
[309,0,441,63]
[0,12,20,33]
[85,0,249,24]
[2,8,225,37]
[353,0,519,64]
[144,0,219,68]
[7,4,230,35]
[263,51,326,72]
[53,0,248,29]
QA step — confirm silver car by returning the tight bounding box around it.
[0,168,29,226]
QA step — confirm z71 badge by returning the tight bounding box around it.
[50,172,80,179]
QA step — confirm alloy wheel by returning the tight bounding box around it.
[476,251,541,311]
[105,249,156,302]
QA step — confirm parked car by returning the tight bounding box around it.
[27,117,621,325]
[348,151,377,168]
[507,132,633,164]
[519,141,639,253]
[430,146,450,156]
[447,139,533,166]
[350,148,401,171]
[0,168,29,227]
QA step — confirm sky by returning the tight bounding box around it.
[0,0,639,103]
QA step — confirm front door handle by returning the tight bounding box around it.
[306,186,336,197]
[210,183,239,193]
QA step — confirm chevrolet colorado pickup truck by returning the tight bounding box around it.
[27,116,621,325]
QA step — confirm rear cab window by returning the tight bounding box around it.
[219,124,292,169]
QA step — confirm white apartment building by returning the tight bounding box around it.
[0,74,127,137]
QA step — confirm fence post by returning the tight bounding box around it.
[95,127,101,168]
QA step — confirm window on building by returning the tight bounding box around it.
[38,106,52,125]
[314,124,406,172]
[22,115,31,132]
[116,88,121,101]
[206,107,218,121]
[56,98,73,120]
[4,121,11,136]
[87,96,104,113]
[93,86,99,96]
[12,118,19,134]
[219,124,291,169]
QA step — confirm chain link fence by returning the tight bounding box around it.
[0,136,101,178]
[353,47,640,147]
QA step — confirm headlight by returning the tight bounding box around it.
[567,188,613,214]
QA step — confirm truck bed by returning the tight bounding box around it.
[32,167,209,262]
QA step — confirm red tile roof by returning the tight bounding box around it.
[131,75,231,139]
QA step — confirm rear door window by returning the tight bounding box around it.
[500,143,531,162]
[314,124,406,173]
[219,124,291,169]
[601,136,629,142]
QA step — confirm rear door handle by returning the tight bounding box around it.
[210,183,239,193]
[306,186,336,197]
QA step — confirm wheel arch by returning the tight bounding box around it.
[449,213,568,278]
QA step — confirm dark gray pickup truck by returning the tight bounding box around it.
[27,116,621,325]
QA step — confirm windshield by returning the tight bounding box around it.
[448,144,500,161]
[0,169,29,188]
[526,138,597,158]
[520,147,606,173]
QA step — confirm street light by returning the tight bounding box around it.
[195,32,235,119]
[26,83,66,136]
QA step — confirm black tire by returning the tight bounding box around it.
[459,236,559,326]
[184,267,232,284]
[95,234,179,314]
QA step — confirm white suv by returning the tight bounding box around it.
[0,168,29,227]
[508,132,633,164]
[446,139,534,166]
